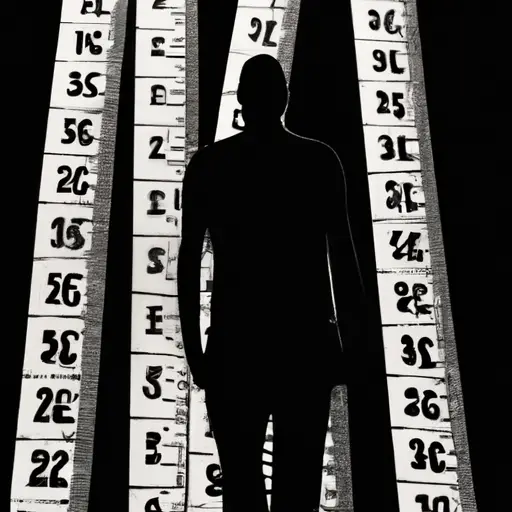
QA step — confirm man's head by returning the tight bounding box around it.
[237,54,288,128]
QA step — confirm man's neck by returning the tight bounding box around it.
[243,118,285,136]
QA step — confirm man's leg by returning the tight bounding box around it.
[205,384,270,512]
[270,381,332,512]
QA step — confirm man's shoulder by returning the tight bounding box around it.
[190,133,245,162]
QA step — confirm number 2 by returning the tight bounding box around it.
[33,388,77,424]
[57,165,90,196]
[376,91,405,119]
[45,273,83,307]
[149,136,165,159]
[28,449,69,488]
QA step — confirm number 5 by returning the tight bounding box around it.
[61,118,93,146]
[376,91,405,119]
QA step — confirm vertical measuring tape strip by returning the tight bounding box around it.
[10,1,125,511]
[129,1,189,511]
[405,2,477,511]
[349,1,476,511]
[69,1,129,511]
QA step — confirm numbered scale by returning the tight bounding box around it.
[10,1,121,511]
[11,2,474,512]
[349,1,464,510]
[129,1,189,512]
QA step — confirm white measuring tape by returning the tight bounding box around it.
[10,1,123,511]
[129,1,189,511]
[11,2,475,511]
[349,1,470,510]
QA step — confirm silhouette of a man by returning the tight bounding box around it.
[178,55,365,512]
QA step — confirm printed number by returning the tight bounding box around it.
[415,494,451,512]
[51,217,88,250]
[389,230,424,262]
[376,91,405,119]
[152,0,167,8]
[401,335,436,369]
[145,497,164,512]
[205,463,223,497]
[67,72,100,98]
[404,388,441,420]
[75,30,103,55]
[372,49,405,74]
[145,432,162,464]
[146,305,163,335]
[149,136,165,159]
[151,37,166,57]
[81,0,110,17]
[378,135,414,161]
[45,273,83,308]
[57,165,90,195]
[151,85,167,105]
[147,247,165,274]
[394,282,432,317]
[368,9,402,36]
[28,449,69,488]
[41,330,79,366]
[248,18,278,47]
[385,180,420,214]
[174,188,181,210]
[34,388,78,424]
[409,439,446,473]
[147,190,166,215]
[143,366,163,399]
[61,118,93,146]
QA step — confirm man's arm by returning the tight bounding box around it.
[177,150,208,388]
[324,147,366,357]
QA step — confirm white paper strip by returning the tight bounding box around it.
[10,1,123,510]
[130,2,188,511]
[349,0,466,509]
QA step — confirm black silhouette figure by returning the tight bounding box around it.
[178,55,365,512]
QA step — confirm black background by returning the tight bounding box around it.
[6,1,500,511]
